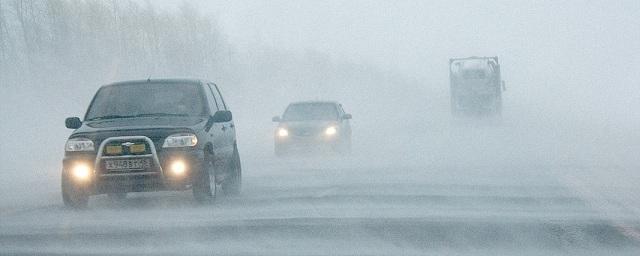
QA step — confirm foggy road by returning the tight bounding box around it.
[1,1,639,255]
[2,147,640,255]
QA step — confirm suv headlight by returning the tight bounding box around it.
[163,133,198,148]
[65,138,95,152]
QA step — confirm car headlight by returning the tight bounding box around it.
[325,126,337,136]
[65,138,95,152]
[163,133,198,148]
[277,128,289,137]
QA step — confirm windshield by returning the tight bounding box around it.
[462,69,487,79]
[282,103,338,121]
[85,83,207,120]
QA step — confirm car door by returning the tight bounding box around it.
[203,83,227,162]
[208,83,234,160]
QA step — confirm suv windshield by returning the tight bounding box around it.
[85,83,206,121]
[283,103,338,121]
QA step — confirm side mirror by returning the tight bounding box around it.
[342,114,352,120]
[501,80,506,91]
[212,110,232,123]
[65,117,82,129]
[272,116,281,122]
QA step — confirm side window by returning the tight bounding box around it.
[210,83,227,110]
[204,83,219,112]
[337,104,347,117]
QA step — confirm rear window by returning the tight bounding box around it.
[85,83,207,120]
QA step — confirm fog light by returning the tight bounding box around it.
[170,160,186,176]
[72,163,91,181]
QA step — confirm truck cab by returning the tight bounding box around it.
[449,56,505,117]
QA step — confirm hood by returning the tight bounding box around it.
[79,116,206,132]
[69,116,207,150]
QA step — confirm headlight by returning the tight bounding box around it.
[325,126,337,136]
[277,128,289,137]
[65,138,95,152]
[163,133,198,148]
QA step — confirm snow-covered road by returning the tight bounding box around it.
[2,151,640,255]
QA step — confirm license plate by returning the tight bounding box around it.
[105,159,151,170]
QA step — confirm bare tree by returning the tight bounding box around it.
[0,0,7,60]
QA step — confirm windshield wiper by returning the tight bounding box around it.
[132,113,189,117]
[86,115,137,121]
[87,113,189,121]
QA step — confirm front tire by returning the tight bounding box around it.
[274,143,286,157]
[192,153,216,203]
[61,172,89,209]
[222,146,242,196]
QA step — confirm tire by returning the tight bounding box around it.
[192,153,216,203]
[61,172,89,209]
[275,145,286,157]
[342,136,352,154]
[107,192,127,201]
[222,146,242,196]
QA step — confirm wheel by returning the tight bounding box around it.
[107,192,127,201]
[192,153,216,203]
[61,172,89,209]
[222,146,242,196]
[275,144,286,157]
[341,137,352,154]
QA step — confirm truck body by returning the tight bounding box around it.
[449,56,504,116]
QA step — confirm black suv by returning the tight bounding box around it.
[62,79,241,208]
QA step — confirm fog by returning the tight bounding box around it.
[1,0,639,255]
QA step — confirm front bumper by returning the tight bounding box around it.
[274,134,341,153]
[63,139,204,195]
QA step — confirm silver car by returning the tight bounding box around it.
[272,101,352,156]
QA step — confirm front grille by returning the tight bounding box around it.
[291,128,321,137]
[102,139,152,156]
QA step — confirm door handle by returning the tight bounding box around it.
[230,124,235,128]
[222,126,227,131]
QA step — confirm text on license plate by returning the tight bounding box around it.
[105,159,151,170]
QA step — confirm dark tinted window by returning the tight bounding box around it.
[338,104,345,116]
[283,103,338,121]
[208,84,226,111]
[204,83,218,113]
[213,84,228,110]
[85,83,206,120]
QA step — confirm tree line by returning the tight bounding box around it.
[0,0,233,87]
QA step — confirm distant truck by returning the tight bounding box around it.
[449,56,505,116]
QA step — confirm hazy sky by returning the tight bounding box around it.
[157,0,639,79]
[151,0,639,126]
